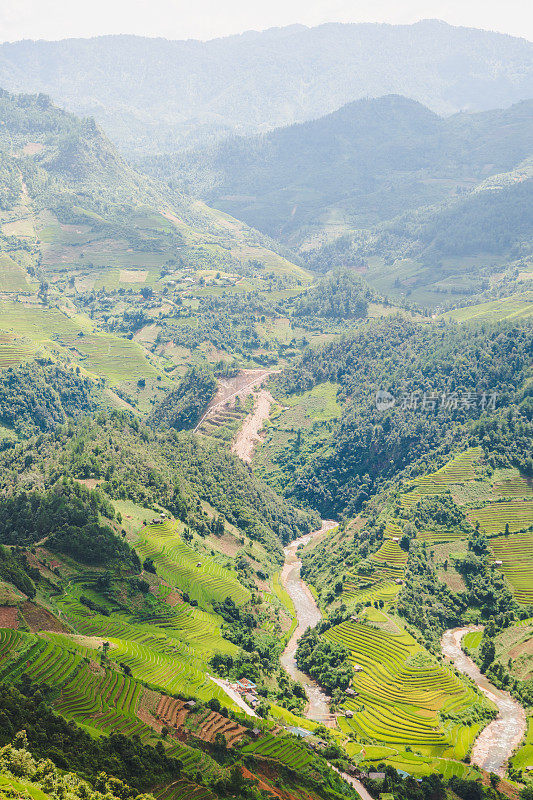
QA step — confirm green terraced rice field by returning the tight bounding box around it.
[52,583,238,706]
[405,448,483,492]
[372,540,408,567]
[0,254,31,291]
[343,538,406,605]
[343,579,401,606]
[489,531,533,603]
[511,716,533,772]
[492,469,533,498]
[0,627,233,784]
[155,779,216,800]
[56,332,160,383]
[327,621,481,757]
[279,382,342,422]
[401,449,484,511]
[383,520,403,539]
[0,334,36,369]
[0,302,84,340]
[466,501,533,535]
[444,294,533,323]
[462,630,483,650]
[0,301,160,385]
[399,449,489,542]
[241,733,315,772]
[135,522,250,608]
[0,629,149,738]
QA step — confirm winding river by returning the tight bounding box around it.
[280,521,337,724]
[279,527,527,775]
[442,627,526,776]
[234,389,526,775]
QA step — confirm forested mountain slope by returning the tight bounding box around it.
[255,318,533,516]
[154,96,532,240]
[0,409,317,553]
[0,21,531,155]
[158,95,532,304]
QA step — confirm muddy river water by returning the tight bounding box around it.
[280,528,527,774]
[280,520,337,724]
[441,626,526,776]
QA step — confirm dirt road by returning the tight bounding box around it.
[331,766,375,800]
[208,674,257,717]
[194,369,276,432]
[231,388,273,462]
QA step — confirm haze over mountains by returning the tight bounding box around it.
[0,10,532,800]
[0,20,532,155]
[140,94,532,302]
[158,95,533,243]
[0,89,306,289]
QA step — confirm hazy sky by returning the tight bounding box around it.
[1,0,532,43]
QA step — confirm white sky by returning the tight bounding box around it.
[0,0,532,43]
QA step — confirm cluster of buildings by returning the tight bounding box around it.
[231,678,259,707]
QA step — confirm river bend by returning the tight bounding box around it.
[442,626,526,776]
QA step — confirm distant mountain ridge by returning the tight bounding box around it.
[161,94,533,243]
[0,20,531,155]
[148,93,532,302]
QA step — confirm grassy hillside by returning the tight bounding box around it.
[160,96,532,306]
[0,88,310,298]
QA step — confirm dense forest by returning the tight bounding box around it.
[150,364,217,431]
[0,412,318,557]
[290,271,374,319]
[0,361,100,437]
[0,481,139,569]
[269,318,533,515]
[295,629,354,696]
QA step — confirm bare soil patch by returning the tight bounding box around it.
[437,567,466,592]
[75,478,103,490]
[165,591,184,607]
[207,531,241,558]
[245,762,307,800]
[214,369,272,404]
[137,687,163,731]
[119,269,148,283]
[231,389,273,463]
[20,601,69,633]
[65,634,116,650]
[134,324,160,345]
[22,142,44,155]
[0,606,19,629]
[480,774,519,800]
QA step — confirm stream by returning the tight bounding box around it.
[280,520,337,724]
[441,626,527,776]
[279,529,527,775]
